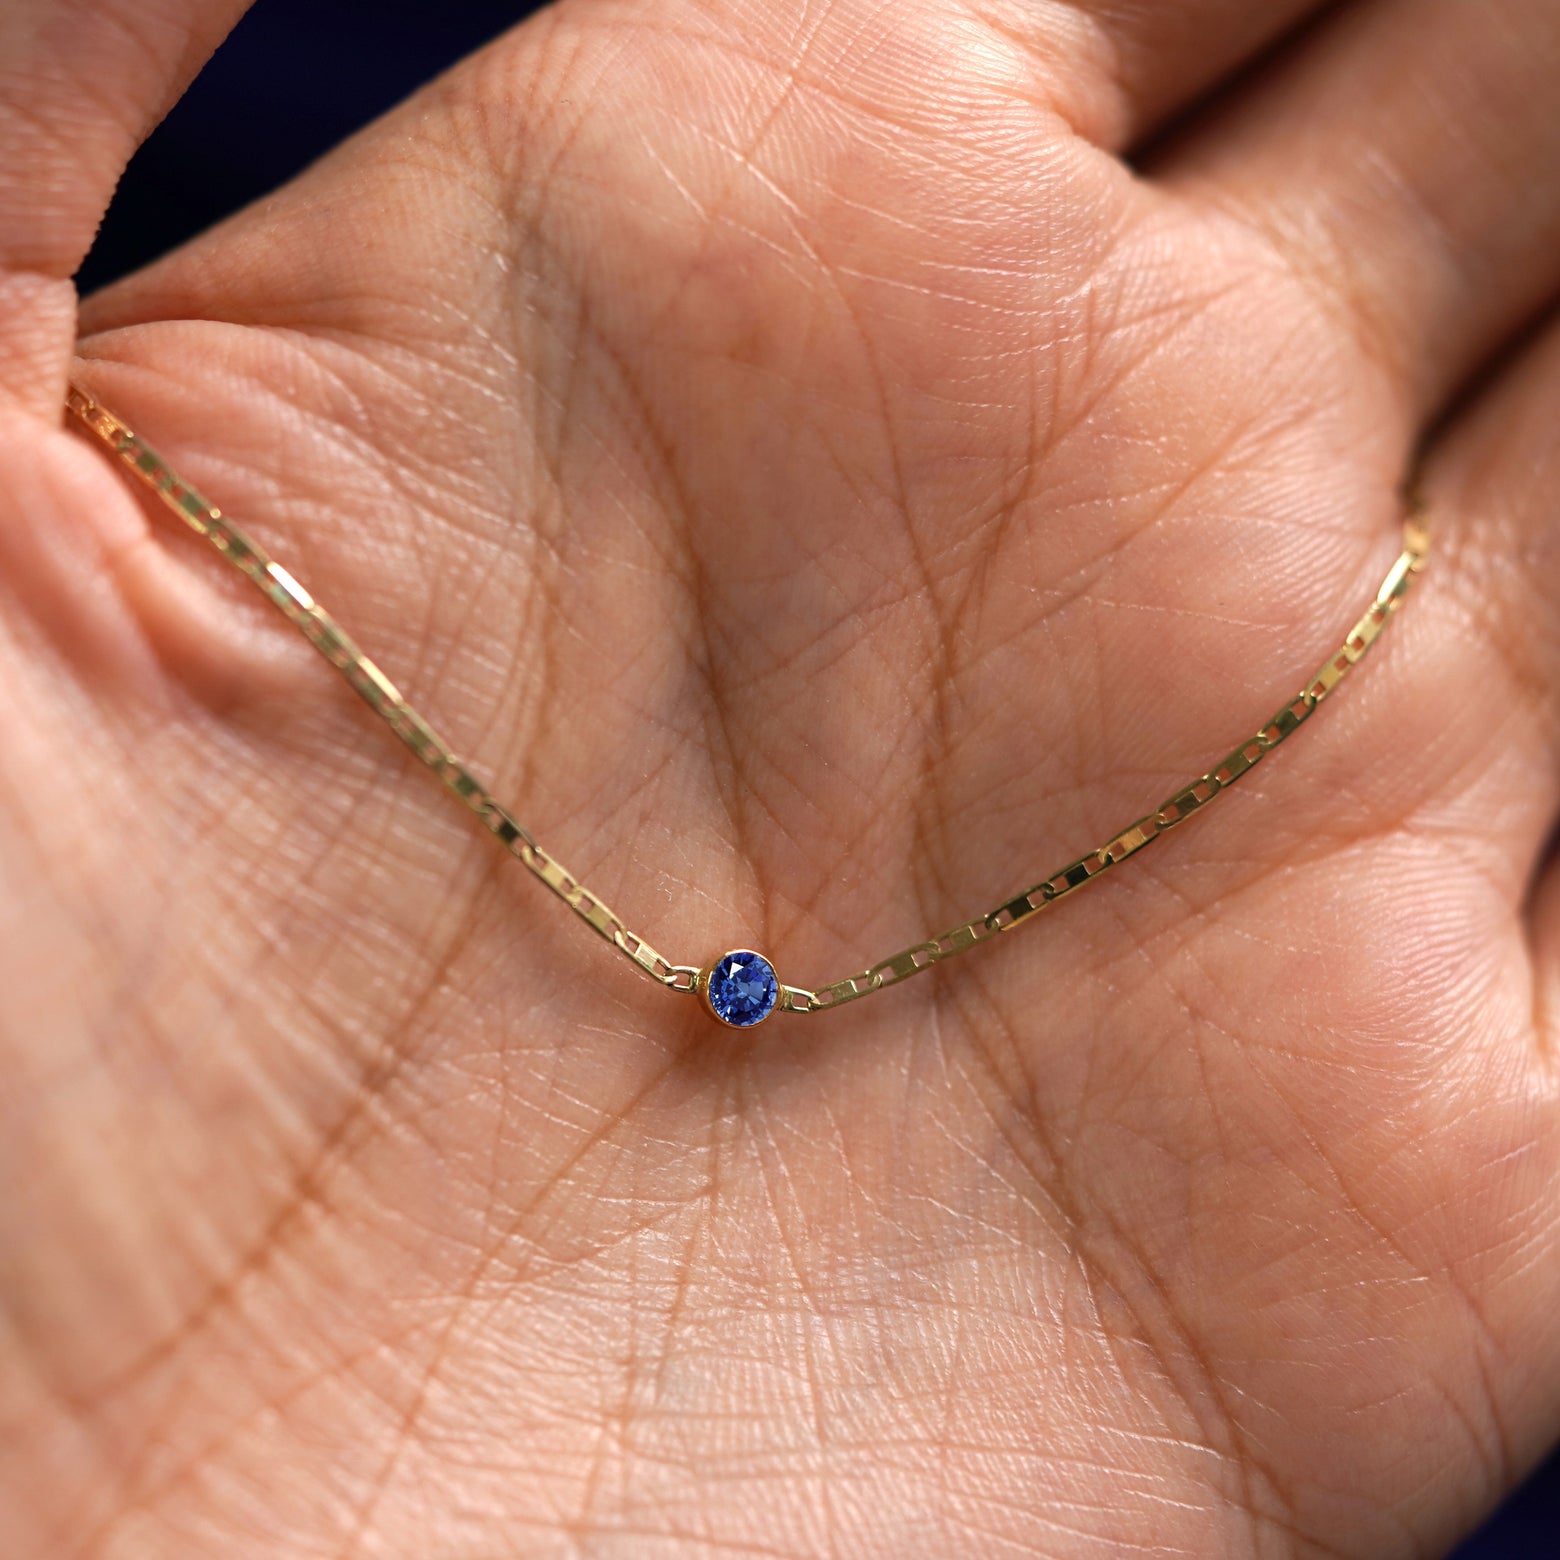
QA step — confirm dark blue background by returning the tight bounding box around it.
[77,4,1560,1553]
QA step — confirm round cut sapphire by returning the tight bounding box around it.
[704,950,779,1028]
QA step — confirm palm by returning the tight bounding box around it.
[6,2,1560,1555]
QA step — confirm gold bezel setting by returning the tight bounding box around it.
[697,950,781,1029]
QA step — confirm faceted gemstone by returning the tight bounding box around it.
[705,950,779,1028]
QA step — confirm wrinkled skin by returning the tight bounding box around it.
[4,1,1560,1555]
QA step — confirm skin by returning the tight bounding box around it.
[3,0,1560,1553]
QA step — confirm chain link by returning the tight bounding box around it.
[66,387,691,993]
[66,385,1427,1020]
[802,511,1429,1011]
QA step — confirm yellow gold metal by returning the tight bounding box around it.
[65,383,1429,1023]
[66,385,693,997]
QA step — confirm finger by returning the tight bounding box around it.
[946,0,1335,146]
[1416,308,1560,1000]
[453,0,1336,155]
[0,0,253,410]
[1156,0,1560,423]
[1400,304,1560,1519]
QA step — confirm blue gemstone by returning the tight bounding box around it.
[706,950,779,1028]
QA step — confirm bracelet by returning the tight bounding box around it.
[66,383,1429,1029]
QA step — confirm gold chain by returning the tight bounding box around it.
[66,384,1428,1027]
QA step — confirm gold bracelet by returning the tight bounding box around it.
[66,383,1429,1029]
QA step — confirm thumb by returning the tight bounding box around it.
[0,0,253,412]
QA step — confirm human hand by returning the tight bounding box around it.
[5,1,1560,1554]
